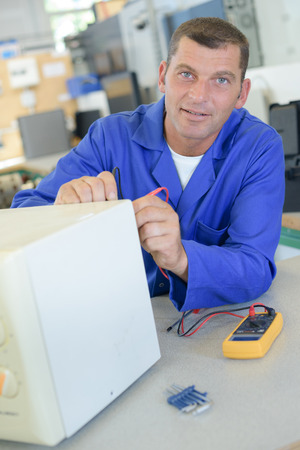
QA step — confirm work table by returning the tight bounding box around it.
[282,212,300,231]
[1,256,300,450]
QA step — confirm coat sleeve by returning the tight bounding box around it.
[168,132,285,311]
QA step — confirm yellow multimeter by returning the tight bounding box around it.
[222,311,283,359]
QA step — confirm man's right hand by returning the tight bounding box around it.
[54,171,118,205]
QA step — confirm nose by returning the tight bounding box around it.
[188,79,210,102]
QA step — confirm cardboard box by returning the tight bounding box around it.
[94,0,128,21]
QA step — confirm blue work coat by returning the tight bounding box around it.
[12,97,285,311]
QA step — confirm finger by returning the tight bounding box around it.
[141,235,172,258]
[134,196,173,232]
[133,195,168,215]
[97,171,118,200]
[55,177,102,204]
[71,178,95,203]
[135,206,170,231]
[140,230,187,278]
[55,184,81,204]
[82,177,106,202]
[138,219,176,248]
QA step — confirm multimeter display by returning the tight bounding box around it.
[223,312,283,359]
[231,314,275,340]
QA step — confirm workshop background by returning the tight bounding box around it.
[0,0,299,212]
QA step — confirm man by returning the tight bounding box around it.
[12,17,285,312]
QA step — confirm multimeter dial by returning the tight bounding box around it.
[232,313,274,339]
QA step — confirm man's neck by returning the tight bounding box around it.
[163,116,218,157]
[164,130,215,157]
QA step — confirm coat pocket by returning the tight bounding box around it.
[194,220,228,246]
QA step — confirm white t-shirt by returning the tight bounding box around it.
[168,145,203,190]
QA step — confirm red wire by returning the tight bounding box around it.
[147,187,170,280]
[248,302,267,316]
[147,187,169,203]
[182,311,245,336]
[159,266,169,279]
[180,301,269,337]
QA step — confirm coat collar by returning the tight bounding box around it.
[132,96,242,159]
[132,96,166,150]
[131,97,243,217]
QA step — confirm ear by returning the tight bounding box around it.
[235,78,251,109]
[158,61,167,94]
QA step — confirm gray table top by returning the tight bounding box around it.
[2,256,300,450]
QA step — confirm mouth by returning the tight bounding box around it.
[182,108,210,117]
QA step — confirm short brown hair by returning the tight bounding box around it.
[166,17,249,82]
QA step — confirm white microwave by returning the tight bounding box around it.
[0,201,160,446]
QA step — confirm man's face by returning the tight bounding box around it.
[158,37,251,155]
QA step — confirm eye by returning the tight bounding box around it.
[217,77,228,85]
[180,71,193,79]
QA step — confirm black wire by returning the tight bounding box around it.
[177,306,247,337]
[112,166,124,199]
[176,304,274,337]
[166,310,194,332]
[252,303,275,316]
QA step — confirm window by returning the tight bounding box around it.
[44,0,95,9]
[44,0,97,52]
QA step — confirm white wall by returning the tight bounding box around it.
[254,0,300,66]
[243,0,300,122]
[245,62,300,123]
